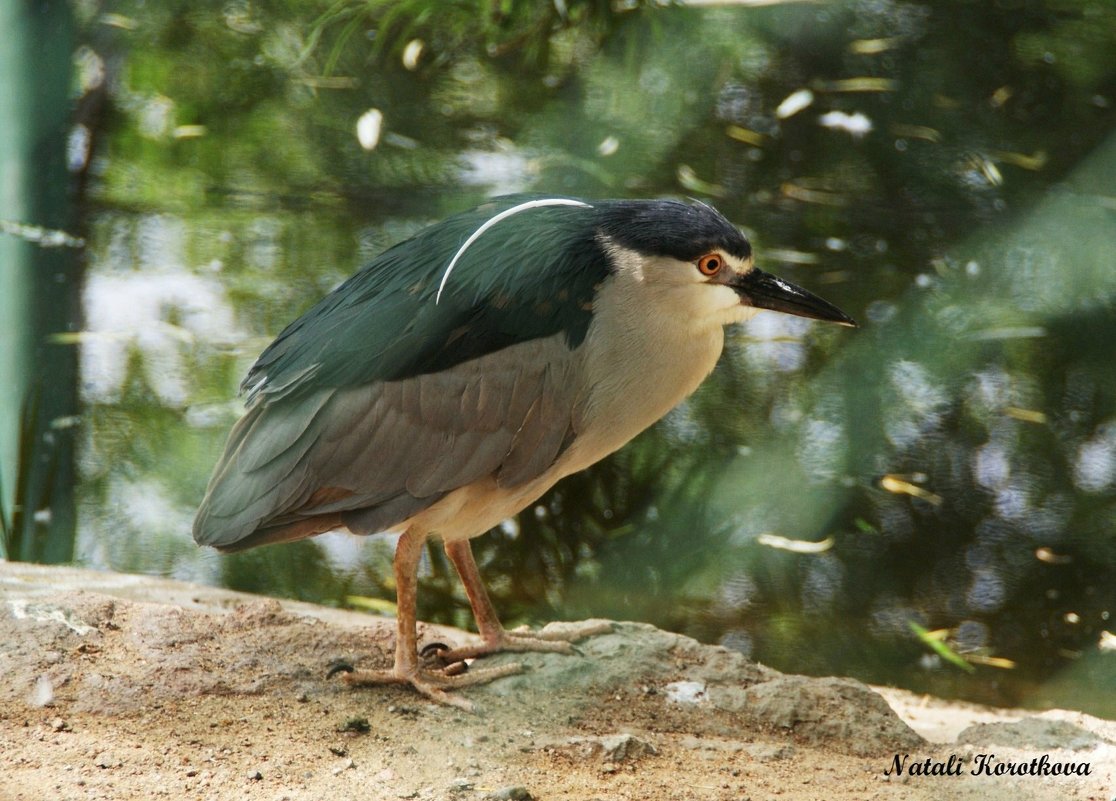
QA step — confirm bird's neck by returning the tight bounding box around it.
[567,271,727,467]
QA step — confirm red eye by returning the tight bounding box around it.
[697,253,723,276]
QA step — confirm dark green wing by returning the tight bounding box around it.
[243,195,609,404]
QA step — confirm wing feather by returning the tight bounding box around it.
[194,333,583,549]
[471,368,512,431]
[498,361,576,487]
[405,430,511,497]
[236,390,332,473]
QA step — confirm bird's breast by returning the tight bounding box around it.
[562,294,727,475]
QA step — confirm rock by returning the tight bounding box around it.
[93,752,119,768]
[29,675,54,707]
[8,563,1114,801]
[717,675,924,756]
[483,787,534,801]
[550,733,658,762]
[957,717,1106,750]
[339,717,371,733]
[741,742,795,761]
[664,680,707,704]
[448,777,474,793]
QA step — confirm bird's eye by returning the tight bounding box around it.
[697,253,723,276]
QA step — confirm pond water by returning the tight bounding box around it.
[58,1,1116,715]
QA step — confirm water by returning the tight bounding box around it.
[57,1,1116,716]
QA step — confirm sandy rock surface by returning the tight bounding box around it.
[1,562,1112,800]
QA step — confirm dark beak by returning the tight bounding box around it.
[730,268,857,327]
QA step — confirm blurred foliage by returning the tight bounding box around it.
[311,0,636,73]
[66,0,1116,714]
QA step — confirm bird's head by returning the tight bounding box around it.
[594,199,857,330]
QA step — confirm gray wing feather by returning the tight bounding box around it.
[498,361,576,486]
[341,492,443,537]
[237,390,332,473]
[417,372,462,431]
[197,448,315,546]
[471,371,513,430]
[405,430,508,497]
[193,333,580,549]
[198,392,324,519]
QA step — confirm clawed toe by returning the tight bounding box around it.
[435,619,613,662]
[326,659,355,679]
[436,636,571,662]
[419,642,470,675]
[521,619,615,642]
[332,659,523,709]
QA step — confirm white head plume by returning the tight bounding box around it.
[435,198,593,304]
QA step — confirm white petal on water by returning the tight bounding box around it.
[356,108,384,150]
[776,88,814,119]
[817,110,873,137]
[401,39,424,71]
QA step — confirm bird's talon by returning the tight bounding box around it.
[418,641,472,676]
[419,641,454,671]
[326,660,355,679]
[337,661,522,708]
[442,659,469,677]
[419,641,451,658]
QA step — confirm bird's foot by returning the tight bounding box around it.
[328,660,522,711]
[435,619,614,662]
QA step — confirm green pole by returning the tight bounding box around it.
[0,0,80,562]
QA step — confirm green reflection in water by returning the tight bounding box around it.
[71,0,1116,716]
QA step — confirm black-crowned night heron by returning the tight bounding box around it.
[194,195,855,708]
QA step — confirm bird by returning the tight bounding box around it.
[193,195,856,708]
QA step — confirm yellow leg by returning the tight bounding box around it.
[439,539,613,662]
[336,529,520,710]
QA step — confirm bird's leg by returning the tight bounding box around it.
[336,529,521,710]
[436,539,613,662]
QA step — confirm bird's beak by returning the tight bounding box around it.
[729,268,857,327]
